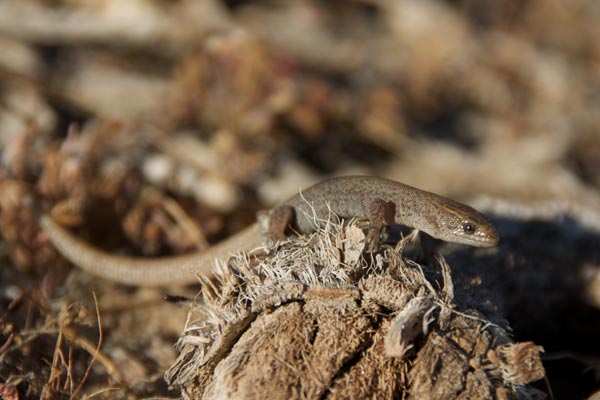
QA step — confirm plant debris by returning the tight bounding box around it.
[166,219,545,399]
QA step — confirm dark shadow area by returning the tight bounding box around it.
[441,214,600,399]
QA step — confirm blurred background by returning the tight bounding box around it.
[1,0,599,398]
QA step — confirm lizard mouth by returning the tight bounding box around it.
[454,229,499,247]
[472,232,499,247]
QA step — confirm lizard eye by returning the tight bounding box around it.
[462,222,476,234]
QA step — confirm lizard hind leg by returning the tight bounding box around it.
[258,205,295,242]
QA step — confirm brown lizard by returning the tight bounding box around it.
[40,176,499,286]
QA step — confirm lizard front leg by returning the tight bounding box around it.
[368,199,428,260]
[366,198,397,252]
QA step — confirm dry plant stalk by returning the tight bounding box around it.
[166,218,546,399]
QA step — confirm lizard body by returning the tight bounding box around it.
[41,176,499,286]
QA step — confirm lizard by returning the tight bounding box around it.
[40,176,499,286]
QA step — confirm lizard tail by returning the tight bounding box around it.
[40,215,262,286]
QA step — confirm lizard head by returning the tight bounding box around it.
[430,200,499,248]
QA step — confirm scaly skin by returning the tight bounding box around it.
[41,176,499,286]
